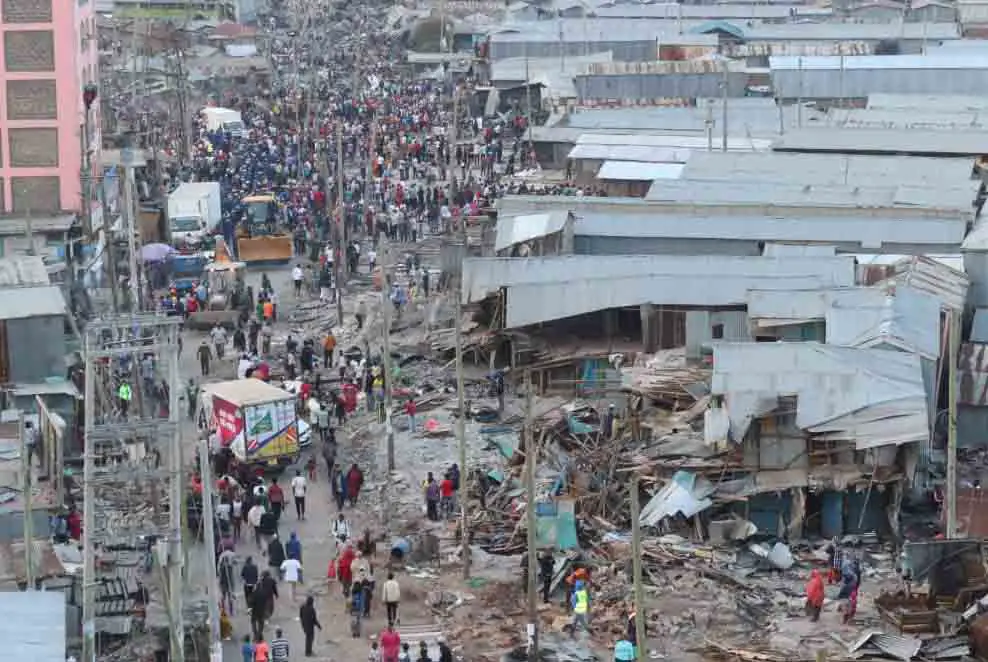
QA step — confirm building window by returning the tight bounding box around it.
[1,0,52,23]
[8,128,58,167]
[6,80,57,120]
[711,323,725,340]
[4,30,55,72]
[11,176,60,213]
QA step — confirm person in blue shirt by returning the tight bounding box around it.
[350,580,365,637]
[241,634,254,662]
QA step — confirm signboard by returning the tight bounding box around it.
[245,400,297,460]
[212,396,243,447]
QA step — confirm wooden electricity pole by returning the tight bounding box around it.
[20,409,34,590]
[198,440,221,659]
[524,372,538,662]
[946,308,960,538]
[630,475,647,658]
[380,235,396,473]
[335,123,345,324]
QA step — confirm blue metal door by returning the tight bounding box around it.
[820,491,844,539]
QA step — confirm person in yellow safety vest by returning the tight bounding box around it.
[570,579,589,639]
[118,382,133,419]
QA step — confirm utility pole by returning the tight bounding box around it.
[82,314,185,662]
[122,140,145,312]
[721,62,729,153]
[630,475,647,658]
[198,439,222,661]
[335,123,345,324]
[524,371,538,662]
[947,308,960,538]
[380,236,396,473]
[20,409,34,590]
[449,83,470,578]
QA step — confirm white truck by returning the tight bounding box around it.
[167,182,222,247]
[201,107,245,137]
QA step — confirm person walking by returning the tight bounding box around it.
[268,478,285,522]
[333,513,352,545]
[270,628,290,662]
[253,636,270,662]
[293,264,305,297]
[323,332,337,368]
[570,579,590,639]
[242,556,259,609]
[380,624,401,662]
[248,501,265,548]
[281,554,303,601]
[423,473,440,521]
[805,569,825,622]
[241,635,255,662]
[300,595,322,657]
[197,340,212,376]
[267,534,286,577]
[538,550,555,603]
[383,572,401,626]
[291,470,307,519]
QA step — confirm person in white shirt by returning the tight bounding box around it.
[333,513,351,545]
[291,470,308,519]
[247,502,265,547]
[367,249,377,274]
[280,557,303,600]
[237,354,253,380]
[292,264,304,297]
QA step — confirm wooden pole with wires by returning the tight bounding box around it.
[335,123,345,324]
[524,371,539,662]
[630,475,647,658]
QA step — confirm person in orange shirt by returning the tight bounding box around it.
[253,636,270,662]
[262,300,274,321]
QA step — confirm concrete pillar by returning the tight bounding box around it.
[640,303,656,353]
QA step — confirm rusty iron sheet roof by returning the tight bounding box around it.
[0,539,66,586]
[959,342,988,405]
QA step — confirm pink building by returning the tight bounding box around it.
[0,0,99,215]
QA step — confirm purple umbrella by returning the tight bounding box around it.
[140,243,175,262]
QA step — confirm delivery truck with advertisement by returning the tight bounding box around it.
[198,378,300,468]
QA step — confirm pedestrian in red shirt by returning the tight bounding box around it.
[268,479,285,522]
[404,398,417,432]
[440,474,454,520]
[380,624,401,662]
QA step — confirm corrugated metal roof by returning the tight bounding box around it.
[593,3,830,19]
[0,540,68,585]
[597,160,685,180]
[463,255,856,324]
[826,285,942,359]
[488,18,710,43]
[829,107,988,130]
[680,151,978,189]
[712,342,929,449]
[558,99,825,134]
[849,631,923,661]
[885,255,970,312]
[495,211,571,252]
[574,211,966,249]
[747,286,885,324]
[644,179,976,211]
[575,131,773,150]
[0,256,49,287]
[725,40,873,57]
[0,286,65,320]
[771,54,988,71]
[585,59,746,75]
[772,126,988,156]
[570,144,693,162]
[490,52,613,82]
[868,93,988,111]
[739,22,958,40]
[960,342,988,405]
[0,591,65,662]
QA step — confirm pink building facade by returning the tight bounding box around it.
[0,0,99,214]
